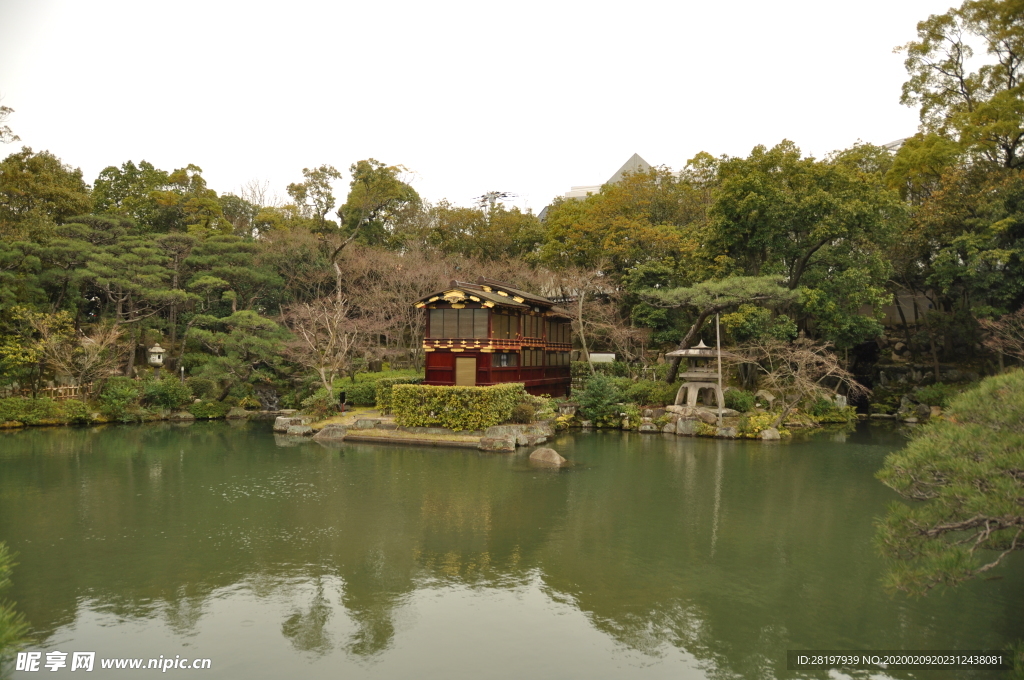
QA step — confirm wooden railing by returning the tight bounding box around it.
[13,384,93,401]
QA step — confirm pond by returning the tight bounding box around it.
[0,422,1021,679]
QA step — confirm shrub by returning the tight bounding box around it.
[0,398,91,425]
[391,383,527,431]
[187,400,231,419]
[725,389,756,413]
[509,402,536,424]
[0,541,29,663]
[575,374,623,422]
[100,377,143,422]
[341,381,377,406]
[913,382,961,408]
[185,377,218,400]
[300,388,339,420]
[808,397,837,418]
[143,379,194,410]
[376,377,424,414]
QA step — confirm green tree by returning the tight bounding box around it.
[876,369,1024,594]
[644,276,800,382]
[286,165,343,234]
[150,165,228,235]
[184,310,289,400]
[338,159,421,248]
[427,201,543,260]
[898,0,1024,168]
[0,147,92,240]
[0,541,30,666]
[92,160,170,232]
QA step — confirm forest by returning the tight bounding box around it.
[1,0,1023,420]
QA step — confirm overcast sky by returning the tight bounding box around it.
[1,0,953,214]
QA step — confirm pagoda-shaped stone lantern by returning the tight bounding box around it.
[147,343,166,375]
[665,340,724,410]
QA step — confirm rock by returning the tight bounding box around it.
[894,341,907,353]
[759,427,781,440]
[525,434,548,446]
[930,405,942,418]
[558,403,578,417]
[478,437,516,452]
[651,408,666,419]
[661,422,676,433]
[516,433,529,446]
[640,417,654,424]
[696,410,718,425]
[529,447,567,466]
[643,409,654,418]
[638,423,659,433]
[312,424,347,441]
[273,416,307,432]
[717,427,738,438]
[902,417,919,424]
[834,394,847,409]
[377,421,397,430]
[754,390,776,407]
[0,420,24,429]
[286,424,313,436]
[485,423,555,439]
[665,405,686,414]
[870,413,896,419]
[675,418,698,436]
[226,407,249,420]
[914,403,931,420]
[620,418,630,429]
[353,418,381,429]
[579,420,594,428]
[169,411,196,421]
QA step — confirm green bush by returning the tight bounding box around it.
[391,383,527,431]
[510,402,536,423]
[618,379,678,406]
[187,400,231,419]
[725,389,756,413]
[575,374,623,422]
[913,382,962,408]
[100,377,143,422]
[0,541,29,664]
[340,381,377,406]
[0,397,93,425]
[376,377,424,414]
[300,388,339,420]
[143,379,194,410]
[185,377,218,400]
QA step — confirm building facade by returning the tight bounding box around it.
[416,278,573,396]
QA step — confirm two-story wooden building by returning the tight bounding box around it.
[415,277,573,396]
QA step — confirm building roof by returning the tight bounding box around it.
[605,153,651,184]
[415,278,569,314]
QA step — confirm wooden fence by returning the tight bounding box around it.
[9,384,93,401]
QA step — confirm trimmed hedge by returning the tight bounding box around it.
[375,377,424,414]
[391,383,527,431]
[341,381,377,406]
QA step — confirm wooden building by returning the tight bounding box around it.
[416,278,573,396]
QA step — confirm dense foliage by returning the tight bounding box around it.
[877,369,1024,594]
[390,383,528,431]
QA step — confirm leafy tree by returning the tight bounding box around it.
[876,369,1024,594]
[184,310,289,400]
[0,147,92,240]
[151,165,229,235]
[286,165,343,234]
[644,276,799,382]
[338,159,421,248]
[0,541,29,665]
[897,0,1024,168]
[427,201,543,260]
[92,160,170,232]
[0,104,19,145]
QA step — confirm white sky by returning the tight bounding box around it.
[0,0,954,214]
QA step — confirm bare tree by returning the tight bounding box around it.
[0,102,18,144]
[282,297,367,398]
[730,339,869,428]
[979,306,1024,370]
[33,319,125,399]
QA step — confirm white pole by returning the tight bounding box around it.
[716,313,723,427]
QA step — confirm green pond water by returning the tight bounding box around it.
[0,422,1021,679]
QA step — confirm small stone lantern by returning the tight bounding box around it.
[147,344,166,368]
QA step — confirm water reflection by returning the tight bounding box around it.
[0,422,1021,679]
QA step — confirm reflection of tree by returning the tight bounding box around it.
[281,579,333,655]
[3,424,1022,680]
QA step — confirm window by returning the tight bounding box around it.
[492,352,518,367]
[427,309,490,338]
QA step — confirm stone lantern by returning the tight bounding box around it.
[147,344,166,368]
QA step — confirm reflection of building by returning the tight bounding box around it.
[416,277,573,396]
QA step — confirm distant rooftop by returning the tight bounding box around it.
[562,153,652,199]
